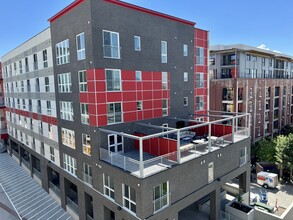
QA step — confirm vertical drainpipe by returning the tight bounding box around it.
[139,138,144,178]
[253,80,257,144]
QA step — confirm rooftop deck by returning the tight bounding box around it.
[99,112,250,178]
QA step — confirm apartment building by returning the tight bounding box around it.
[2,1,251,220]
[210,44,293,143]
[0,62,8,152]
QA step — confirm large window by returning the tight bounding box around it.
[123,184,136,214]
[196,96,204,111]
[107,103,122,124]
[162,72,168,89]
[240,147,247,166]
[82,133,91,156]
[58,73,72,93]
[61,128,75,149]
[76,32,86,60]
[184,72,188,82]
[106,69,121,91]
[43,49,48,68]
[56,39,70,65]
[196,47,204,65]
[153,182,169,212]
[33,53,38,70]
[196,73,204,88]
[47,101,52,116]
[162,99,168,116]
[45,77,50,92]
[63,153,77,176]
[60,101,74,121]
[183,44,188,56]
[80,103,89,124]
[161,41,167,63]
[50,147,55,162]
[83,163,92,185]
[208,162,214,183]
[104,174,115,200]
[103,30,120,59]
[79,70,87,92]
[19,60,23,74]
[134,36,141,51]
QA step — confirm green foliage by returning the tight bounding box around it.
[256,139,276,163]
[281,124,293,136]
[236,190,244,204]
[274,135,289,180]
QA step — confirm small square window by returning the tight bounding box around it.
[184,72,188,82]
[135,71,142,81]
[184,97,188,106]
[137,101,142,111]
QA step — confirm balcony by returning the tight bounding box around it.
[99,112,250,178]
[66,196,78,214]
[33,167,41,179]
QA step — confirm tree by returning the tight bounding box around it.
[256,139,276,163]
[274,135,289,181]
[283,134,293,182]
[281,124,293,136]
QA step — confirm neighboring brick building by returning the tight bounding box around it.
[210,44,293,143]
[0,62,8,152]
[1,1,251,220]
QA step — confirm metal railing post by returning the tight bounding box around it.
[139,138,144,178]
[177,130,181,164]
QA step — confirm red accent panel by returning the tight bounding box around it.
[142,72,152,80]
[97,115,107,126]
[122,70,135,80]
[143,91,152,100]
[107,92,122,102]
[122,82,136,91]
[88,93,96,103]
[124,112,137,122]
[89,115,97,126]
[123,91,136,101]
[143,101,152,109]
[96,93,106,104]
[80,93,88,103]
[95,82,106,92]
[89,104,96,115]
[104,0,195,26]
[143,110,153,119]
[153,82,162,90]
[48,0,85,23]
[153,100,162,108]
[1,134,8,139]
[123,102,136,112]
[95,69,105,80]
[153,91,162,99]
[153,72,161,80]
[97,104,107,115]
[87,69,95,81]
[143,82,153,90]
[88,81,95,92]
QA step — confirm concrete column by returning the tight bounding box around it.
[60,175,66,210]
[210,187,221,220]
[239,171,250,193]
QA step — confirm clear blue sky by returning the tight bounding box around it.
[1,0,293,59]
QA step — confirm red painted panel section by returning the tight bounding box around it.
[122,81,136,91]
[96,82,106,92]
[97,104,107,114]
[107,92,122,102]
[123,102,136,112]
[88,81,95,92]
[97,115,107,126]
[124,112,137,122]
[88,93,96,103]
[79,93,88,103]
[121,70,135,80]
[96,93,106,104]
[95,69,105,80]
[87,69,95,81]
[1,134,8,139]
[89,115,97,126]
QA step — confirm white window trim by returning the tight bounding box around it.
[161,41,167,63]
[103,174,115,200]
[105,69,122,92]
[80,103,89,125]
[134,36,141,51]
[103,30,120,59]
[82,133,91,156]
[76,32,86,60]
[61,128,75,149]
[123,184,136,214]
[107,102,123,124]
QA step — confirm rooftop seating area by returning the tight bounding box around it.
[99,111,250,178]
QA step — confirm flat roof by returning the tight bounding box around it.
[210,44,293,60]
